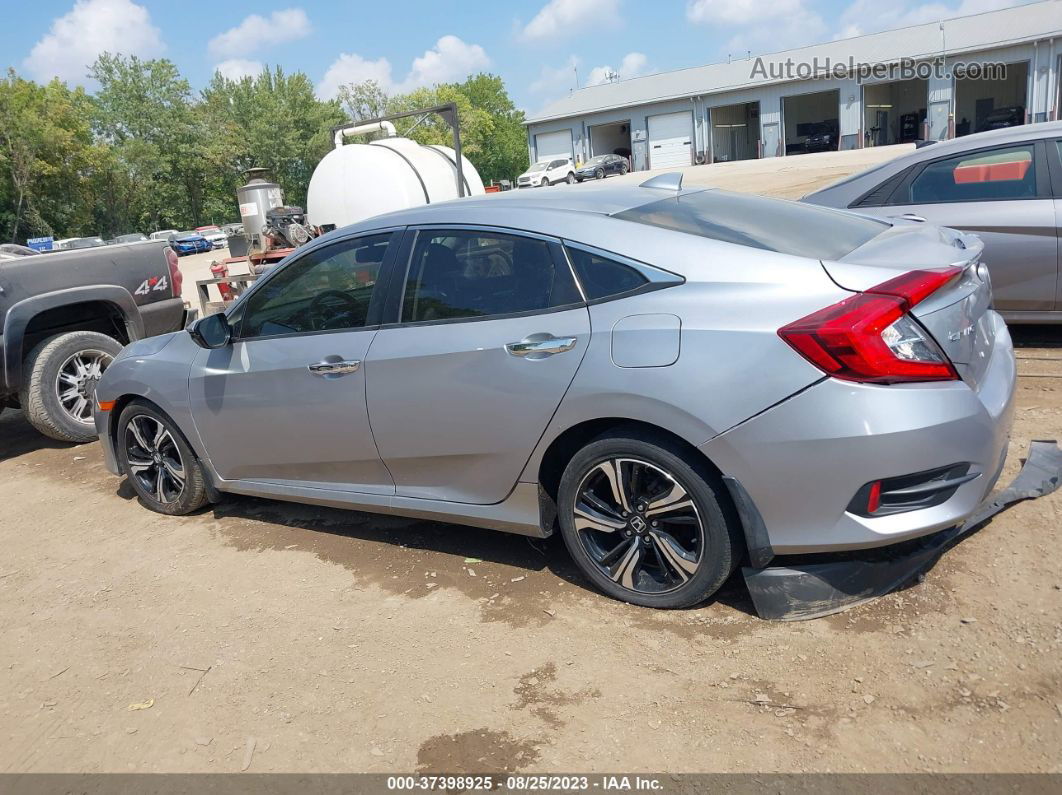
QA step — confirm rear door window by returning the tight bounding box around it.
[907,144,1037,203]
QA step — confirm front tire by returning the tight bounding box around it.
[557,430,741,608]
[20,331,123,443]
[594,168,605,180]
[116,401,208,515]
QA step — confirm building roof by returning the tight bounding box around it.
[526,0,1062,124]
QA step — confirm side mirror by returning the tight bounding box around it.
[189,313,232,349]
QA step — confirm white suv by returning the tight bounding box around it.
[517,158,575,188]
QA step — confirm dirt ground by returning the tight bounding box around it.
[0,324,1060,774]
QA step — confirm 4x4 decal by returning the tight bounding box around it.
[134,275,168,297]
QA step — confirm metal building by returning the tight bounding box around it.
[524,0,1062,170]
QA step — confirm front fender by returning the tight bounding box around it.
[94,330,210,468]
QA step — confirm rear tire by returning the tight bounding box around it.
[19,331,123,443]
[557,429,741,608]
[116,400,208,516]
[620,163,629,175]
[565,172,576,184]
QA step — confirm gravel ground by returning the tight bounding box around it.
[0,327,1059,774]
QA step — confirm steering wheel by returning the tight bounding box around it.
[308,290,361,330]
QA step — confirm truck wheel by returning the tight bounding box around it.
[20,331,123,443]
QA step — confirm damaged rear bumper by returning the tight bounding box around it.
[743,440,1062,621]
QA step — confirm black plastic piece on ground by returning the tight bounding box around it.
[743,440,1062,621]
[723,476,774,569]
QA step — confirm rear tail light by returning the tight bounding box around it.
[778,267,962,384]
[165,246,183,298]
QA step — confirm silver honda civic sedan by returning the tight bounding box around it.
[93,177,1015,609]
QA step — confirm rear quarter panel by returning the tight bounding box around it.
[518,222,853,483]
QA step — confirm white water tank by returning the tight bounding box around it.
[307,128,485,230]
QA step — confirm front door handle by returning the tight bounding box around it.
[505,334,578,359]
[308,359,361,376]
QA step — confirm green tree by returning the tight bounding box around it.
[0,70,98,241]
[337,79,389,121]
[89,54,212,231]
[202,66,347,211]
[335,73,528,186]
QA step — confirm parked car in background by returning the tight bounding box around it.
[67,237,105,250]
[802,120,1062,323]
[575,154,630,181]
[0,244,39,259]
[150,229,179,241]
[195,226,228,250]
[804,122,839,153]
[110,233,148,245]
[517,158,576,187]
[169,231,214,256]
[95,178,1013,611]
[983,106,1025,132]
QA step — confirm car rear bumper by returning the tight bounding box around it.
[700,312,1016,555]
[743,439,1062,620]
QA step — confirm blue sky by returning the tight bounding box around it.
[1,0,1033,114]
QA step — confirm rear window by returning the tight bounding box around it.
[614,189,888,260]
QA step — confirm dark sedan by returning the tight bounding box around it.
[575,154,629,181]
[169,231,214,256]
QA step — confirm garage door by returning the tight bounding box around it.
[647,111,693,169]
[535,130,574,163]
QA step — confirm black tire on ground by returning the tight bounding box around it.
[539,178,549,187]
[557,428,743,609]
[566,172,576,184]
[595,168,604,179]
[620,163,629,175]
[116,400,209,516]
[19,330,123,443]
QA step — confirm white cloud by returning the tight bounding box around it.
[686,0,793,25]
[316,35,489,99]
[529,55,581,94]
[521,0,621,41]
[687,0,827,55]
[837,0,1031,38]
[586,52,648,85]
[215,59,265,81]
[316,53,395,99]
[401,35,489,91]
[22,0,164,86]
[208,8,312,59]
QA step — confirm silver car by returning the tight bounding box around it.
[93,177,1015,609]
[803,120,1062,324]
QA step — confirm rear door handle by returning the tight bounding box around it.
[505,335,577,359]
[308,359,361,376]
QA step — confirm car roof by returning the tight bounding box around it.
[904,119,1062,159]
[806,120,1062,203]
[359,180,700,229]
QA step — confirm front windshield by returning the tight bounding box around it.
[527,162,548,172]
[585,156,607,165]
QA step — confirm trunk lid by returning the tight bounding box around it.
[822,220,994,388]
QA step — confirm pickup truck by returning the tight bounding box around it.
[0,241,189,442]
